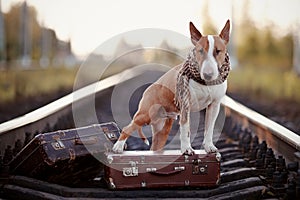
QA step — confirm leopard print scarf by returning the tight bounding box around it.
[174,49,230,122]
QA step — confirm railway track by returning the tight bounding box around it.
[0,68,300,199]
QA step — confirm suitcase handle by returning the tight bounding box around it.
[148,166,185,176]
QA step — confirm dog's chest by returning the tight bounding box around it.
[188,79,227,111]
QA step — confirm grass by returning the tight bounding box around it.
[227,66,300,103]
[0,67,78,103]
[1,63,300,106]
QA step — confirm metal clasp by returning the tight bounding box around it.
[185,180,190,186]
[51,140,65,150]
[107,155,114,164]
[184,155,189,162]
[174,166,185,171]
[146,167,157,172]
[102,126,118,140]
[216,152,222,161]
[192,159,208,175]
[107,133,117,140]
[123,161,138,177]
[123,167,138,177]
[141,181,146,187]
[108,177,116,189]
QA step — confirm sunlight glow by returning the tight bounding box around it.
[1,0,299,57]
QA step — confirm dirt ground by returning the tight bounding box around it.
[0,88,299,135]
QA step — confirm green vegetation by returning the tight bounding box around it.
[0,67,78,103]
[2,3,63,64]
[193,17,299,103]
[1,1,299,106]
[228,22,299,103]
[237,26,293,69]
[0,3,77,104]
[228,66,300,103]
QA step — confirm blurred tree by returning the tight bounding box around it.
[49,29,58,62]
[20,1,31,67]
[30,6,41,61]
[264,28,278,57]
[201,0,216,35]
[0,1,5,64]
[3,2,61,67]
[293,27,300,75]
[4,3,20,64]
[279,33,293,68]
[236,0,260,65]
[236,0,293,69]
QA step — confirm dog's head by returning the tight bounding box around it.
[189,20,230,82]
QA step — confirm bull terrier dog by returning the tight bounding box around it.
[113,20,231,155]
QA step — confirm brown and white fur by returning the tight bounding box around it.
[113,20,230,155]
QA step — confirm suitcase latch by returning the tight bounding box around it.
[105,132,118,140]
[123,167,138,177]
[51,140,65,150]
[192,159,208,175]
[123,161,138,177]
[102,126,118,141]
[51,135,65,150]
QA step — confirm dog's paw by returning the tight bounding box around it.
[181,146,195,155]
[203,142,218,153]
[112,140,126,153]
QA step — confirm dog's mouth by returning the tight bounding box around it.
[201,70,218,82]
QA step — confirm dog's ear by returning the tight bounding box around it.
[219,19,230,45]
[189,22,202,46]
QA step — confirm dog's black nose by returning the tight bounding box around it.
[203,73,213,80]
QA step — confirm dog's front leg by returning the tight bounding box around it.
[203,101,220,153]
[180,111,194,155]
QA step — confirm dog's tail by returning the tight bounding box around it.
[137,127,150,146]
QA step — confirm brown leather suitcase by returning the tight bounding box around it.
[104,150,221,189]
[9,122,120,186]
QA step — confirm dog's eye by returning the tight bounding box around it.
[199,48,204,54]
[216,49,221,55]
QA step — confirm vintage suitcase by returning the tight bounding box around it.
[104,150,221,189]
[9,122,120,186]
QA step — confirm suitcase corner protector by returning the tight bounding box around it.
[107,177,116,190]
[107,155,114,164]
[216,152,221,161]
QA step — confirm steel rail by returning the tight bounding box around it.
[222,96,300,150]
[0,68,143,135]
[221,96,300,163]
[0,67,299,163]
[0,66,166,153]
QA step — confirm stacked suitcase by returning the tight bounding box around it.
[9,122,221,189]
[9,122,120,186]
